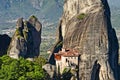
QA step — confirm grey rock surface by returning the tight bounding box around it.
[49,0,119,80]
[8,15,42,59]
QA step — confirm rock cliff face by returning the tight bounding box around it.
[0,34,11,56]
[8,16,42,59]
[49,0,119,80]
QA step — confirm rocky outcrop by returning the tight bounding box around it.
[42,63,55,78]
[49,0,119,80]
[29,16,42,57]
[0,34,11,56]
[8,15,42,59]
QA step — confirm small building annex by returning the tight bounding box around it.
[54,48,80,74]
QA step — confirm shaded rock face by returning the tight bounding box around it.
[49,0,119,80]
[8,16,42,59]
[48,20,63,64]
[29,16,42,56]
[0,34,11,56]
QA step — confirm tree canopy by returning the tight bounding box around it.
[0,55,48,80]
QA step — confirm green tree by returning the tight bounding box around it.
[34,56,47,67]
[61,68,73,80]
[0,55,48,80]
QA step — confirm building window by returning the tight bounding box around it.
[66,59,68,62]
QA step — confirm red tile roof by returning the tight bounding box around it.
[54,48,79,60]
[54,54,61,60]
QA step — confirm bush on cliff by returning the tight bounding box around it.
[77,13,86,20]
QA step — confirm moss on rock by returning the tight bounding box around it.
[77,13,86,20]
[56,41,63,48]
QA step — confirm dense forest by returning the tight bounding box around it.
[0,55,48,80]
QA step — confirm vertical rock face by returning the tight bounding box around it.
[8,15,42,59]
[49,0,119,80]
[28,16,42,57]
[0,34,11,56]
[62,0,103,38]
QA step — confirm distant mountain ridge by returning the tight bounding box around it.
[0,0,119,26]
[0,0,63,22]
[0,0,120,39]
[0,0,120,25]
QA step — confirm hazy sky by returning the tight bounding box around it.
[108,0,120,7]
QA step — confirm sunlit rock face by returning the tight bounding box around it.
[49,0,119,80]
[8,16,42,59]
[62,0,106,38]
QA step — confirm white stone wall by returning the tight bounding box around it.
[56,60,62,73]
[56,56,79,74]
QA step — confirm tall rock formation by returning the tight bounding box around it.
[8,15,42,59]
[49,0,119,80]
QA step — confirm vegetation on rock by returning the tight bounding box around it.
[8,15,42,59]
[29,15,38,21]
[61,68,73,80]
[15,28,23,37]
[77,13,86,20]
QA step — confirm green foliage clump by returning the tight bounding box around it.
[34,56,47,67]
[0,55,48,80]
[15,28,22,36]
[23,31,28,41]
[14,28,23,39]
[61,68,73,80]
[77,13,86,20]
[29,15,38,21]
[23,21,29,32]
[56,41,63,48]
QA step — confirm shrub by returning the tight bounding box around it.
[61,68,73,80]
[15,28,22,36]
[56,41,63,48]
[29,15,38,21]
[0,55,47,80]
[34,56,47,67]
[77,13,86,20]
